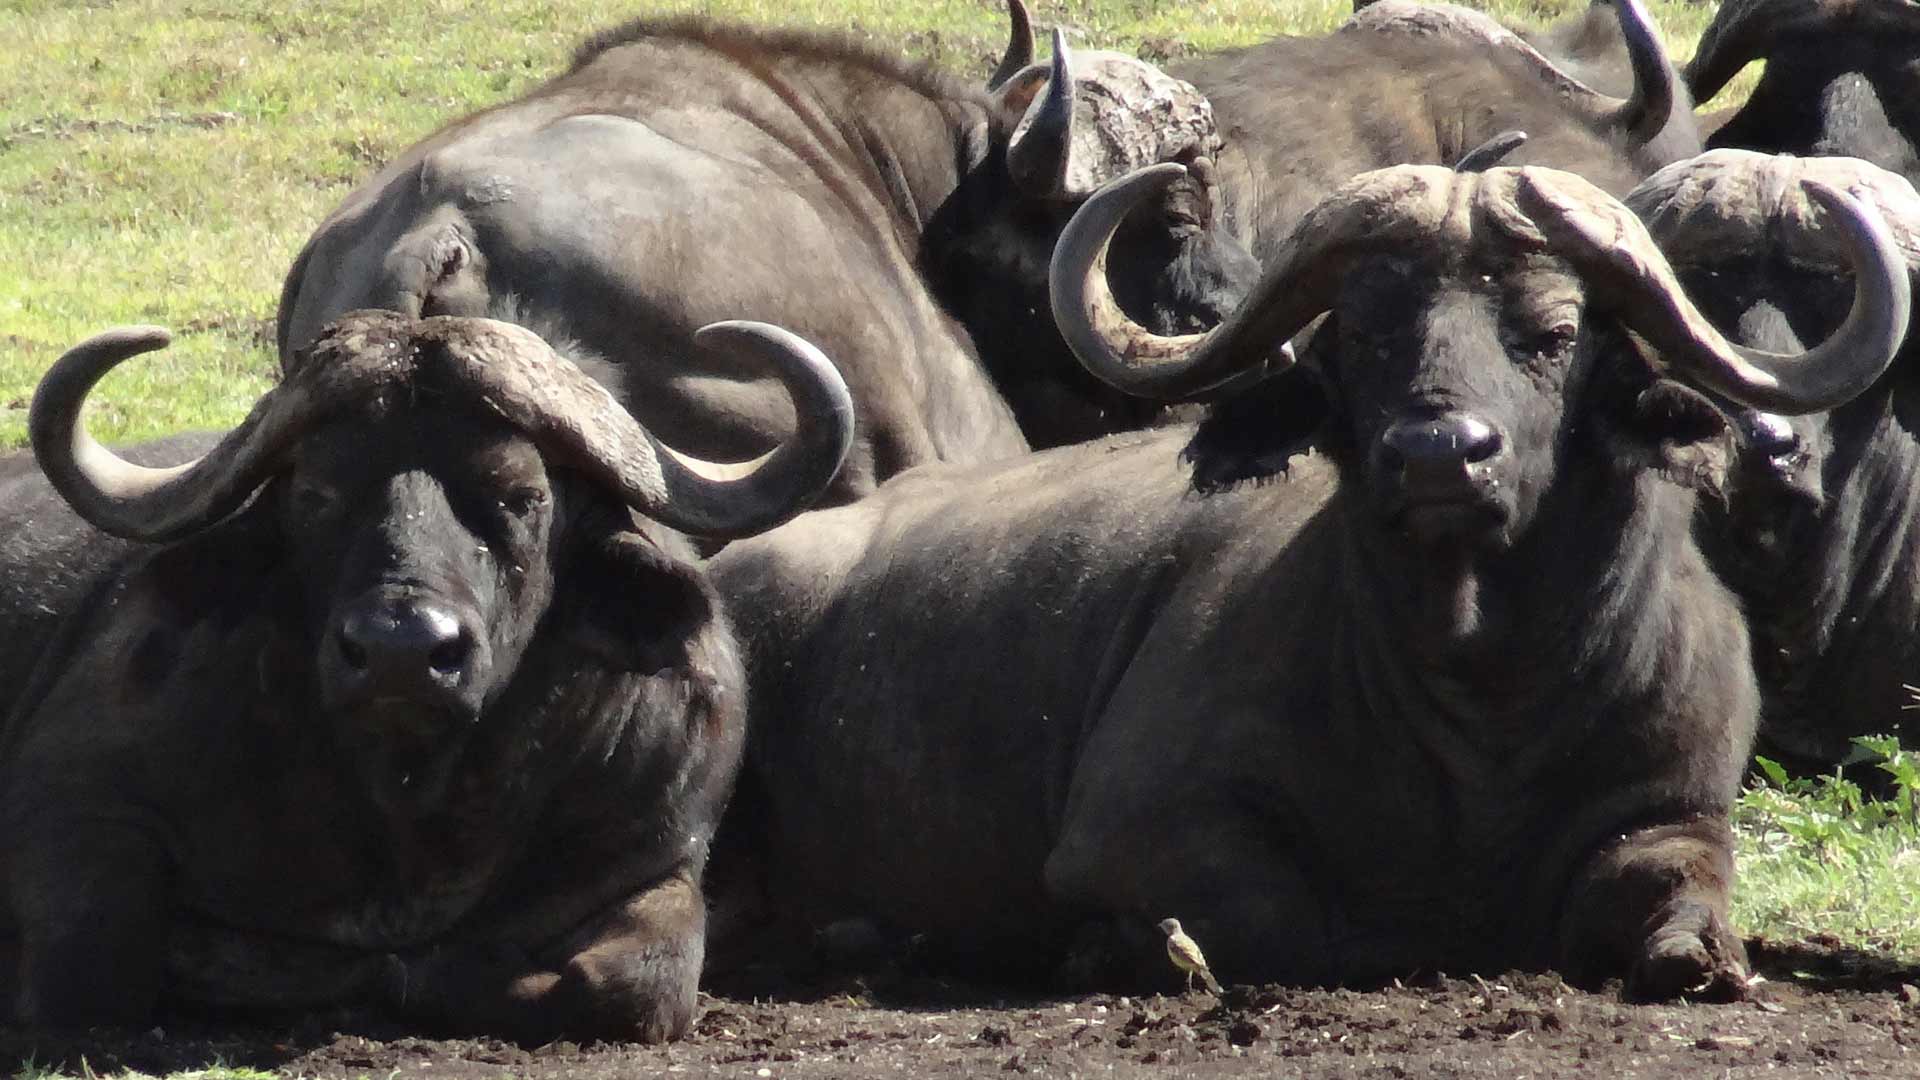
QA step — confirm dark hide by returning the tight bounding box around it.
[1520,0,1699,162]
[2,374,743,1042]
[278,17,1258,490]
[1675,253,1920,769]
[709,195,1754,999]
[0,433,220,716]
[1175,7,1698,262]
[1693,19,1920,187]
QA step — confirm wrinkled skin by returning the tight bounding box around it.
[1175,2,1699,261]
[279,17,1259,494]
[711,206,1754,1001]
[2,395,743,1041]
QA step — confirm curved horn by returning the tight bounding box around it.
[1349,0,1675,151]
[416,317,856,540]
[1051,166,1225,399]
[988,0,1036,90]
[637,321,855,538]
[1523,175,1911,414]
[1051,164,1355,401]
[1604,0,1677,150]
[1455,130,1529,173]
[30,326,338,542]
[1007,28,1075,196]
[1684,0,1785,105]
[33,314,855,546]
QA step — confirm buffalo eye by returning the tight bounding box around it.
[501,486,548,518]
[289,480,339,518]
[1162,203,1203,232]
[1532,321,1578,359]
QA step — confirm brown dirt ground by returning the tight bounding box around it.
[3,936,1915,1078]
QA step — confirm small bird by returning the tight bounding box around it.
[1158,917,1222,994]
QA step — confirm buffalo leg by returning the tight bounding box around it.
[1558,815,1748,1000]
[163,918,394,1011]
[391,868,705,1043]
[8,818,169,1024]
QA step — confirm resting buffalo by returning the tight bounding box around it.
[0,433,222,705]
[0,310,851,1040]
[1629,150,1920,768]
[1175,0,1700,261]
[710,163,1908,996]
[278,2,1257,493]
[1688,0,1920,185]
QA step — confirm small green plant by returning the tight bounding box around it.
[1733,735,1920,953]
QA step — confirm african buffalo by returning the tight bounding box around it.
[278,2,1257,492]
[1175,0,1700,261]
[1687,0,1920,186]
[710,162,1907,997]
[1629,150,1920,769]
[1,309,851,1040]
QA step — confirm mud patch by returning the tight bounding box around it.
[2,938,1914,1078]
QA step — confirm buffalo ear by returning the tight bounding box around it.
[1632,380,1730,446]
[560,528,718,674]
[992,65,1051,126]
[1181,367,1330,494]
[1612,378,1734,492]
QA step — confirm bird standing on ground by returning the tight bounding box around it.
[1158,917,1222,994]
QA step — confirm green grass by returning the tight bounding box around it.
[0,0,1738,448]
[1733,736,1920,955]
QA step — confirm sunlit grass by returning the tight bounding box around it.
[0,0,1738,447]
[1733,737,1920,954]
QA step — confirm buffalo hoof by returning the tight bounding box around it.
[1628,904,1749,1002]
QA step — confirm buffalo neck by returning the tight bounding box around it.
[1750,390,1920,756]
[1335,450,1728,756]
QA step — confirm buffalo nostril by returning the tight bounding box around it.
[334,602,471,690]
[428,634,471,679]
[337,630,369,671]
[1381,414,1503,467]
[1738,412,1800,457]
[1463,425,1502,464]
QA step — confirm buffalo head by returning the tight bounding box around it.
[30,311,852,814]
[922,0,1260,446]
[1630,149,1920,766]
[1053,162,1907,557]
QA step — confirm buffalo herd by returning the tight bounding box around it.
[4,0,1917,1045]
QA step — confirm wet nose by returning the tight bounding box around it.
[1378,413,1505,494]
[1737,412,1800,458]
[333,600,474,701]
